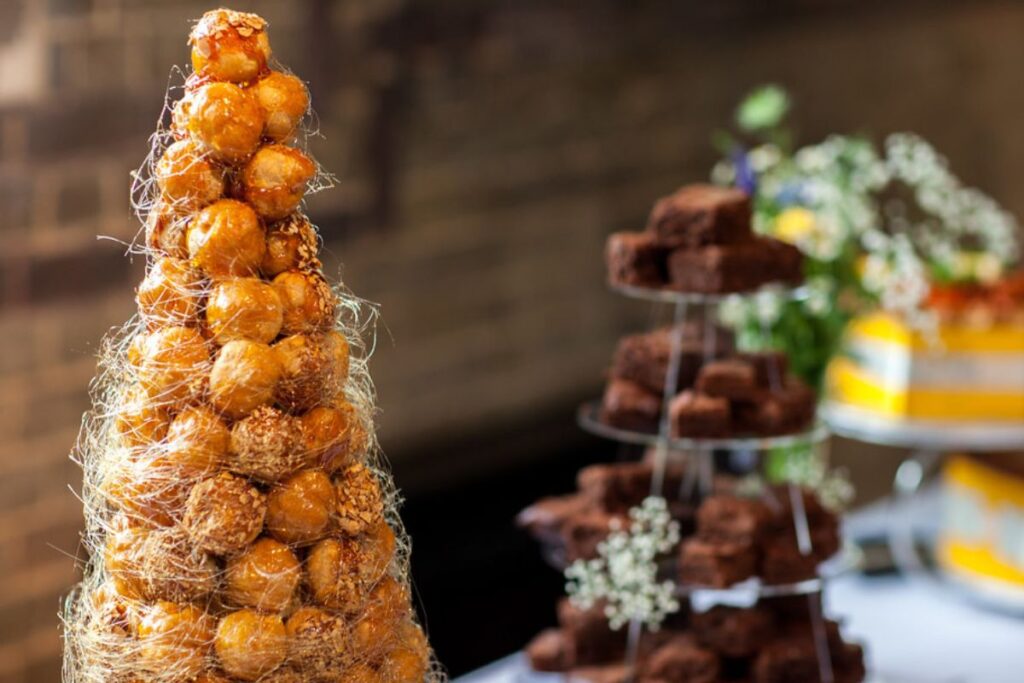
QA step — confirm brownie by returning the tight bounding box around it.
[670,391,730,437]
[600,378,663,433]
[736,351,789,389]
[733,378,816,435]
[526,628,569,672]
[563,510,626,562]
[610,324,734,395]
[752,637,821,683]
[646,184,752,249]
[759,540,821,585]
[696,495,772,546]
[577,461,686,514]
[666,237,803,294]
[695,359,759,400]
[516,493,592,546]
[558,599,628,665]
[643,634,720,683]
[691,605,774,658]
[606,231,668,288]
[678,538,757,588]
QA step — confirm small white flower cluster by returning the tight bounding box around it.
[564,496,682,631]
[773,456,855,512]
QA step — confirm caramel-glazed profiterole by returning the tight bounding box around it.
[65,9,437,683]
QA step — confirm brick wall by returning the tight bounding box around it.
[2,0,1024,679]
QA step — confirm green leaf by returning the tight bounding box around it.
[736,85,790,132]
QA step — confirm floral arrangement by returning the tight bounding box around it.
[714,85,1021,389]
[564,496,681,630]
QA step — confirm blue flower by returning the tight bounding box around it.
[731,148,757,195]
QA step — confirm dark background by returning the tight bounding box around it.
[2,0,1022,679]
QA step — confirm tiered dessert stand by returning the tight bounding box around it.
[568,280,861,683]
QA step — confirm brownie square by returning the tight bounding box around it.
[646,184,752,248]
[563,510,626,562]
[577,461,686,514]
[606,231,669,288]
[558,599,628,665]
[696,359,759,400]
[752,638,820,683]
[691,605,774,658]
[516,493,592,546]
[736,351,789,389]
[670,391,730,437]
[679,538,757,588]
[696,495,772,546]
[600,378,663,433]
[759,540,821,585]
[610,324,734,395]
[643,634,720,683]
[526,628,569,672]
[667,237,804,294]
[733,378,816,435]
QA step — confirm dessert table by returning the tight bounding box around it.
[456,494,1024,683]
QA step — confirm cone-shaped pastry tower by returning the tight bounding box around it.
[63,9,440,683]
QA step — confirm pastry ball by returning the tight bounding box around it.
[165,405,230,475]
[262,214,321,277]
[273,333,348,412]
[380,621,431,683]
[272,270,336,335]
[155,140,225,210]
[225,537,300,612]
[102,450,191,526]
[265,469,335,545]
[229,405,304,482]
[137,326,210,407]
[184,82,265,164]
[145,201,190,258]
[137,602,214,679]
[136,256,204,328]
[189,9,271,84]
[253,71,309,141]
[194,674,234,683]
[188,199,266,279]
[88,580,136,637]
[209,339,282,419]
[300,405,355,471]
[305,536,369,611]
[350,577,410,664]
[285,606,349,675]
[183,472,266,555]
[104,514,149,599]
[241,144,316,220]
[256,669,303,683]
[114,383,171,448]
[337,664,382,683]
[361,522,397,585]
[206,277,283,345]
[215,609,287,681]
[334,463,385,536]
[140,528,219,603]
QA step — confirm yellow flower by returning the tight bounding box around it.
[773,207,817,244]
[953,250,1003,284]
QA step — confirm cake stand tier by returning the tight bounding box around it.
[577,400,830,451]
[610,281,809,304]
[823,401,1024,452]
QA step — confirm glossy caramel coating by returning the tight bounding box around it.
[184,82,265,164]
[253,71,309,141]
[273,333,348,412]
[102,450,191,526]
[333,463,384,537]
[229,405,303,483]
[336,664,382,683]
[379,621,430,683]
[183,472,266,555]
[215,609,287,681]
[114,383,171,448]
[207,277,283,345]
[209,339,281,419]
[334,398,370,463]
[136,256,204,328]
[272,270,336,335]
[305,536,369,612]
[261,214,321,277]
[350,577,409,664]
[190,9,271,84]
[145,201,190,258]
[265,469,335,545]
[139,528,219,603]
[165,405,230,475]
[137,326,210,407]
[137,601,214,680]
[360,522,397,586]
[88,580,136,637]
[155,139,224,210]
[188,199,266,279]
[241,144,316,220]
[300,405,353,471]
[284,606,349,675]
[194,674,234,683]
[224,537,300,612]
[103,514,149,599]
